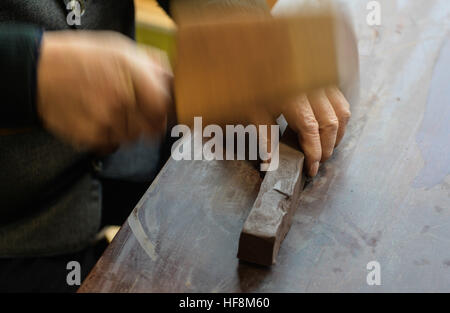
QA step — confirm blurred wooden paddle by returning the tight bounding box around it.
[174,6,342,127]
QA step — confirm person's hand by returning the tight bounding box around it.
[269,0,356,177]
[37,31,172,152]
[280,86,351,177]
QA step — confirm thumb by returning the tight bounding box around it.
[130,51,172,133]
[251,112,280,172]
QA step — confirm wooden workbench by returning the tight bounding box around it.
[79,0,450,292]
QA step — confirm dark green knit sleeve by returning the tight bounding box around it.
[0,24,43,128]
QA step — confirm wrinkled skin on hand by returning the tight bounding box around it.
[279,86,351,177]
[37,31,172,152]
[245,86,351,177]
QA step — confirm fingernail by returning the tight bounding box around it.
[263,152,272,162]
[310,161,320,177]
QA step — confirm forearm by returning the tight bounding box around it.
[0,24,43,129]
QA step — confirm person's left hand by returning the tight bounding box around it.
[279,86,351,177]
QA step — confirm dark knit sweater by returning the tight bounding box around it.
[0,0,135,257]
[0,0,267,257]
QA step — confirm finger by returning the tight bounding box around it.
[108,100,132,143]
[94,128,120,155]
[133,111,167,139]
[111,63,159,142]
[123,106,143,142]
[307,88,339,162]
[120,89,154,142]
[131,58,171,133]
[250,111,279,170]
[70,120,115,152]
[325,86,351,147]
[139,45,173,78]
[82,82,132,145]
[282,94,321,177]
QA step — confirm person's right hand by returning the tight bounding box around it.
[37,31,172,151]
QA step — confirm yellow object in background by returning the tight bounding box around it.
[135,0,176,63]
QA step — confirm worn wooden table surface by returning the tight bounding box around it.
[79,0,450,292]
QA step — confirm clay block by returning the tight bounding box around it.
[237,132,305,266]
